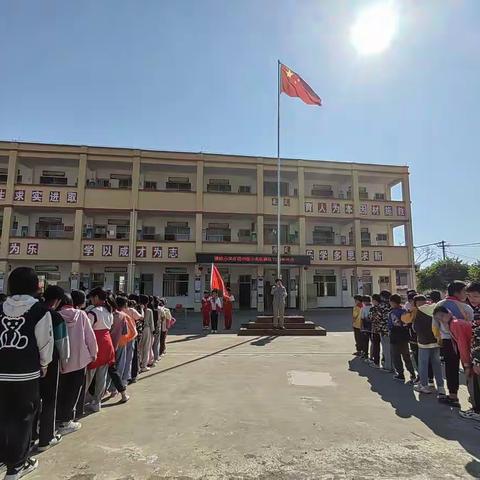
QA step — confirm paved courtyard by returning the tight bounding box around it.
[27,310,480,479]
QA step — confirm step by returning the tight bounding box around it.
[241,321,316,330]
[257,315,304,321]
[238,327,327,336]
[255,317,306,324]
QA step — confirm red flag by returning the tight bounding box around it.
[280,64,322,106]
[210,264,225,294]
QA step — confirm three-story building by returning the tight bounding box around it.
[0,141,415,311]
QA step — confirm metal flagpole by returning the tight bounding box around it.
[277,59,281,280]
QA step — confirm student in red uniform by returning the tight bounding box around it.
[209,289,222,334]
[223,287,235,331]
[201,291,211,331]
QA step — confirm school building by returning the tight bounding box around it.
[0,141,415,311]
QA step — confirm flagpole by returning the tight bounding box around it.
[276,59,281,280]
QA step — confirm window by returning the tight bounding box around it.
[144,181,157,190]
[361,228,371,246]
[264,181,289,196]
[238,185,251,193]
[359,187,369,200]
[374,193,386,200]
[165,222,190,241]
[362,275,373,295]
[40,170,67,185]
[376,233,388,242]
[166,177,191,191]
[207,179,231,193]
[264,224,288,244]
[36,217,67,239]
[0,168,7,183]
[314,273,337,297]
[238,229,252,242]
[163,268,189,296]
[313,226,334,245]
[109,174,132,189]
[141,226,156,240]
[396,270,409,287]
[205,223,231,242]
[311,184,333,197]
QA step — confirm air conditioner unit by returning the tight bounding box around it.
[374,193,386,200]
[110,179,119,188]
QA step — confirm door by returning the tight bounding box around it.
[140,274,154,295]
[239,275,251,308]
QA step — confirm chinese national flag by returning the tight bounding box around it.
[280,64,322,106]
[210,264,225,294]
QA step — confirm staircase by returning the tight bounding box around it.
[238,315,327,336]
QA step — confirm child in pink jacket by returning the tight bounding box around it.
[57,291,97,435]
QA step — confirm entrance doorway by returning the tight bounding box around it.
[140,274,154,295]
[238,275,251,308]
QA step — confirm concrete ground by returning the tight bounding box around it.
[27,310,480,479]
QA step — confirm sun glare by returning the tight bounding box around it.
[351,2,398,55]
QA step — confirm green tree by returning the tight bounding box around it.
[417,258,469,292]
[468,262,480,282]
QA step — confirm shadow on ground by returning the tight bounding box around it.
[349,356,480,477]
[167,308,352,336]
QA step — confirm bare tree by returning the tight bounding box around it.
[414,246,437,268]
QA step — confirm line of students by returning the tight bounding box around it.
[201,287,235,333]
[0,267,175,480]
[352,280,480,421]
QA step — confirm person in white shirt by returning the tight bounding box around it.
[209,290,222,333]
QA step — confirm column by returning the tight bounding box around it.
[389,268,397,293]
[300,266,307,311]
[401,174,416,289]
[298,166,306,252]
[127,155,141,293]
[77,149,87,206]
[0,260,8,292]
[256,265,265,312]
[196,161,204,253]
[71,262,80,290]
[0,206,13,259]
[256,163,264,254]
[351,169,361,292]
[6,148,17,204]
[72,209,84,260]
[256,214,264,253]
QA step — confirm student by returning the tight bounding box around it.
[223,287,235,330]
[352,295,363,356]
[210,289,222,333]
[360,295,372,361]
[57,292,97,435]
[434,281,473,407]
[429,290,442,304]
[159,298,173,356]
[151,296,161,364]
[138,294,154,372]
[104,295,130,403]
[85,288,115,413]
[404,295,434,386]
[378,290,393,371]
[271,279,287,330]
[461,282,480,420]
[125,296,143,384]
[369,294,382,367]
[0,267,53,480]
[404,290,417,312]
[433,305,472,409]
[36,285,70,452]
[115,296,137,388]
[388,294,416,383]
[412,302,445,395]
[201,291,211,331]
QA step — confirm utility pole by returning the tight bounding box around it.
[440,240,446,260]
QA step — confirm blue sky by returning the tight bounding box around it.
[0,0,479,263]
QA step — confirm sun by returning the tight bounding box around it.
[351,2,398,55]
